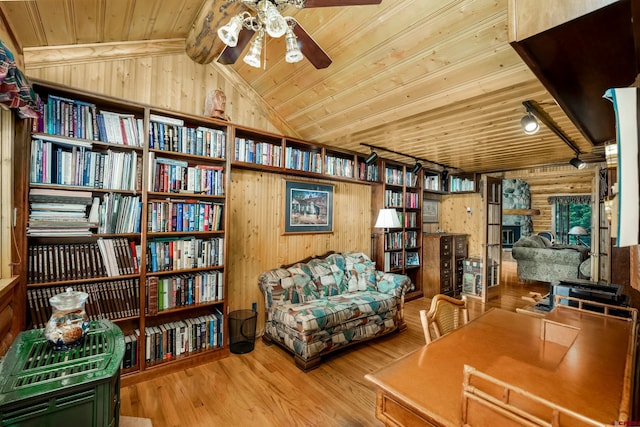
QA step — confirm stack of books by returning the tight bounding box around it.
[27,188,94,236]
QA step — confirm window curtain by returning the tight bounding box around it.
[548,195,591,244]
[0,40,39,119]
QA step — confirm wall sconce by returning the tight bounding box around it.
[569,157,586,169]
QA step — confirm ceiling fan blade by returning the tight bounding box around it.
[302,0,382,7]
[217,29,256,65]
[293,23,332,69]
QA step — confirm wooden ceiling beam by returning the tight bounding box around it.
[23,38,187,69]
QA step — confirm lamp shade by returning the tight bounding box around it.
[568,226,588,236]
[374,209,401,229]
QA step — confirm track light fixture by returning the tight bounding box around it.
[364,150,379,165]
[569,157,586,169]
[410,162,422,174]
[521,110,539,135]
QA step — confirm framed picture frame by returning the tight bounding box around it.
[284,180,334,234]
[423,199,439,223]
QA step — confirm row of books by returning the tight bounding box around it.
[147,200,224,233]
[384,190,403,209]
[325,155,355,178]
[27,279,140,329]
[147,237,224,272]
[27,188,94,237]
[27,238,139,283]
[30,136,141,191]
[405,191,420,209]
[97,237,140,277]
[384,231,404,250]
[122,332,139,370]
[144,312,224,364]
[383,252,403,272]
[284,146,322,173]
[234,137,283,166]
[424,174,441,191]
[398,211,418,228]
[384,167,404,186]
[405,251,420,266]
[384,230,420,251]
[449,176,475,192]
[33,94,145,147]
[405,231,419,248]
[148,153,224,196]
[358,162,379,182]
[145,270,224,314]
[149,114,226,158]
[95,193,142,234]
[405,171,419,187]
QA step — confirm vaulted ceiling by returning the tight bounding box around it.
[0,0,617,173]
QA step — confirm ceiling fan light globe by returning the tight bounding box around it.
[217,14,244,47]
[243,32,264,68]
[264,3,288,37]
[285,28,303,63]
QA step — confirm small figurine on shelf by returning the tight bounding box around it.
[204,89,228,120]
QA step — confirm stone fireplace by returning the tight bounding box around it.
[502,179,533,248]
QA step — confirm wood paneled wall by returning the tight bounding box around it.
[227,169,371,330]
[441,192,484,258]
[25,54,284,135]
[503,165,596,234]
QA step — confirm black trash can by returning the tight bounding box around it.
[229,309,257,354]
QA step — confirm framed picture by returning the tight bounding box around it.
[423,199,439,223]
[284,180,334,234]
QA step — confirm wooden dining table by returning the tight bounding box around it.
[365,306,637,426]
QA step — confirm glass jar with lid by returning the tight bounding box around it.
[44,287,90,350]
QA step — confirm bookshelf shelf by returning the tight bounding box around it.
[146,300,224,317]
[25,273,141,288]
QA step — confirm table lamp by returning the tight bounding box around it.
[568,225,589,246]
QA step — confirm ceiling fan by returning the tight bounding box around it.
[185,0,382,69]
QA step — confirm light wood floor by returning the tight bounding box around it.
[119,261,548,427]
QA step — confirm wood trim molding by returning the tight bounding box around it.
[23,38,187,69]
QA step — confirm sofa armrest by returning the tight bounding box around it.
[375,271,413,299]
[259,267,311,311]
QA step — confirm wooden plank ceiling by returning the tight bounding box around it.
[0,0,605,173]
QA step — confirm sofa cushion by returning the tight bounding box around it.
[306,257,344,297]
[343,252,378,292]
[285,263,315,303]
[270,290,397,336]
[514,235,551,248]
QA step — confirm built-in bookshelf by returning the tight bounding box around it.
[371,160,423,299]
[23,80,230,383]
[449,172,477,193]
[231,129,379,184]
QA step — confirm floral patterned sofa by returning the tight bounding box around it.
[258,252,412,371]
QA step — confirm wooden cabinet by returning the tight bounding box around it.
[422,233,467,298]
[372,160,423,299]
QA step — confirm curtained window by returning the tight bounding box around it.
[548,195,592,245]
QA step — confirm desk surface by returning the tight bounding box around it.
[366,308,636,426]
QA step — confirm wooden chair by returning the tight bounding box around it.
[420,294,469,344]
